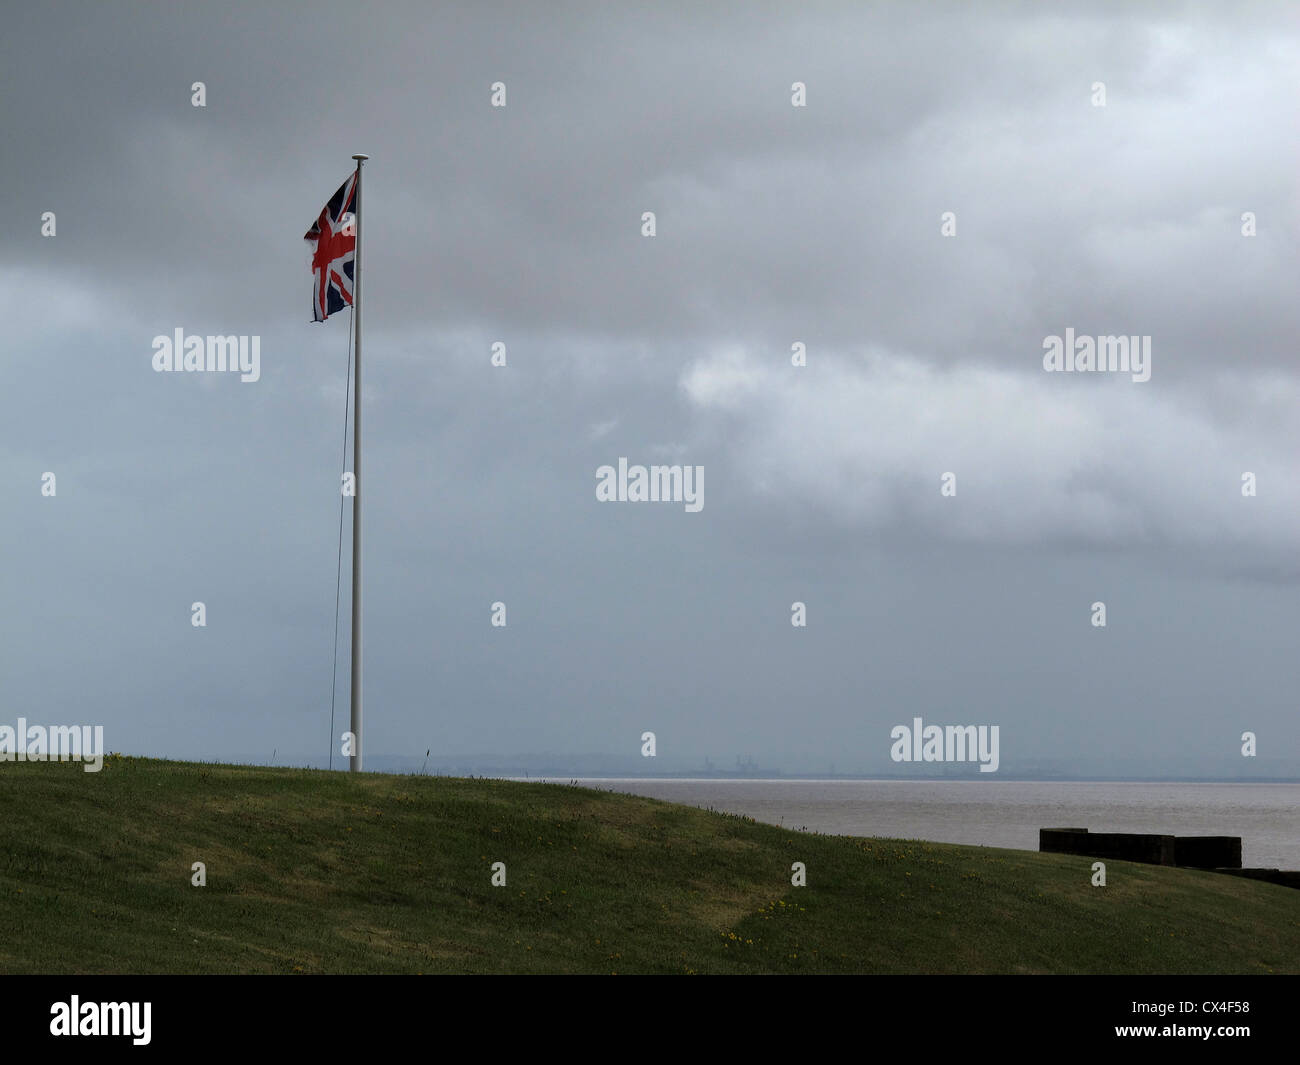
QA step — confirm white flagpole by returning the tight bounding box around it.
[349,153,367,773]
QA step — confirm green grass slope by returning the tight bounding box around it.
[1,757,1296,974]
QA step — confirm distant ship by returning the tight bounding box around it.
[693,755,782,779]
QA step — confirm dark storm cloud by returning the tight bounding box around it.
[2,2,1297,774]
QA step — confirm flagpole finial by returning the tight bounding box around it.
[352,153,369,161]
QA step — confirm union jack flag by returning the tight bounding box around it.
[304,173,357,322]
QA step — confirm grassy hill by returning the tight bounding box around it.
[1,756,1296,974]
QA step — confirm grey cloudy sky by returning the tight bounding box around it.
[3,1,1297,776]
